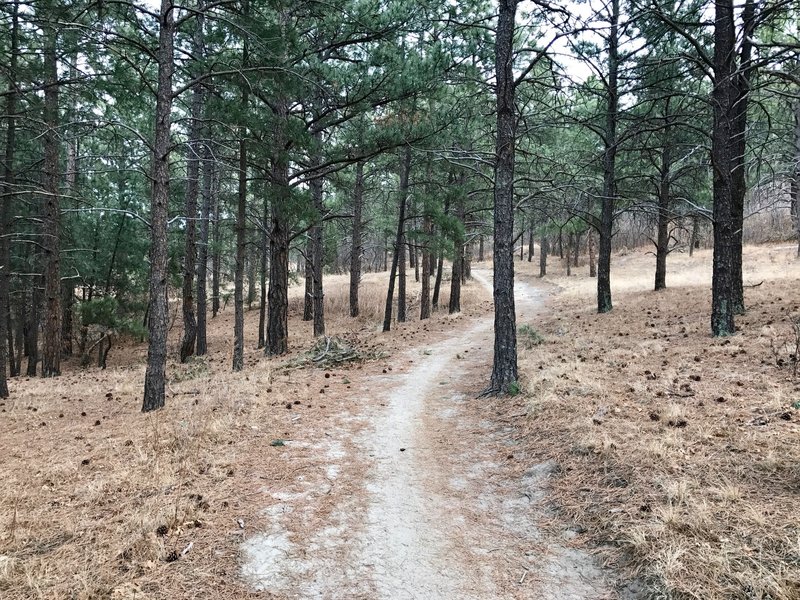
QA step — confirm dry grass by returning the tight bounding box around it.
[0,267,488,600]
[512,244,800,599]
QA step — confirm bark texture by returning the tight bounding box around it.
[142,0,175,412]
[486,0,519,395]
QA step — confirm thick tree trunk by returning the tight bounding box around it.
[382,147,411,332]
[487,0,519,395]
[588,233,596,277]
[266,99,290,356]
[597,0,619,315]
[478,234,485,262]
[41,21,61,378]
[142,0,175,412]
[729,0,755,315]
[196,145,213,355]
[539,237,548,277]
[710,0,737,337]
[179,61,204,363]
[349,161,364,317]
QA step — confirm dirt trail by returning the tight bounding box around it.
[242,271,611,599]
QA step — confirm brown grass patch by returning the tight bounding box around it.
[512,244,800,599]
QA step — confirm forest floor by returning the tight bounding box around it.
[1,244,799,599]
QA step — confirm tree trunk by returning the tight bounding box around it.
[0,0,19,396]
[382,146,411,332]
[41,19,61,378]
[689,214,698,257]
[655,127,671,291]
[420,211,431,320]
[539,237,547,277]
[432,250,443,308]
[349,161,364,317]
[257,196,268,348]
[310,132,325,337]
[196,144,213,355]
[266,98,290,356]
[566,233,572,276]
[179,45,204,363]
[211,169,221,317]
[61,282,73,356]
[588,232,597,277]
[26,285,39,377]
[233,133,247,371]
[303,240,313,321]
[597,0,618,315]
[487,0,519,395]
[792,99,800,257]
[449,191,465,314]
[528,227,534,261]
[479,234,485,262]
[142,0,175,412]
[710,0,737,337]
[729,0,755,315]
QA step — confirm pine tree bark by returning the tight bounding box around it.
[710,0,737,337]
[41,18,61,377]
[729,0,755,315]
[597,0,618,314]
[588,233,596,277]
[349,161,364,317]
[266,99,290,356]
[142,0,175,412]
[486,0,519,395]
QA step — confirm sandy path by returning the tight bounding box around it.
[242,271,612,599]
